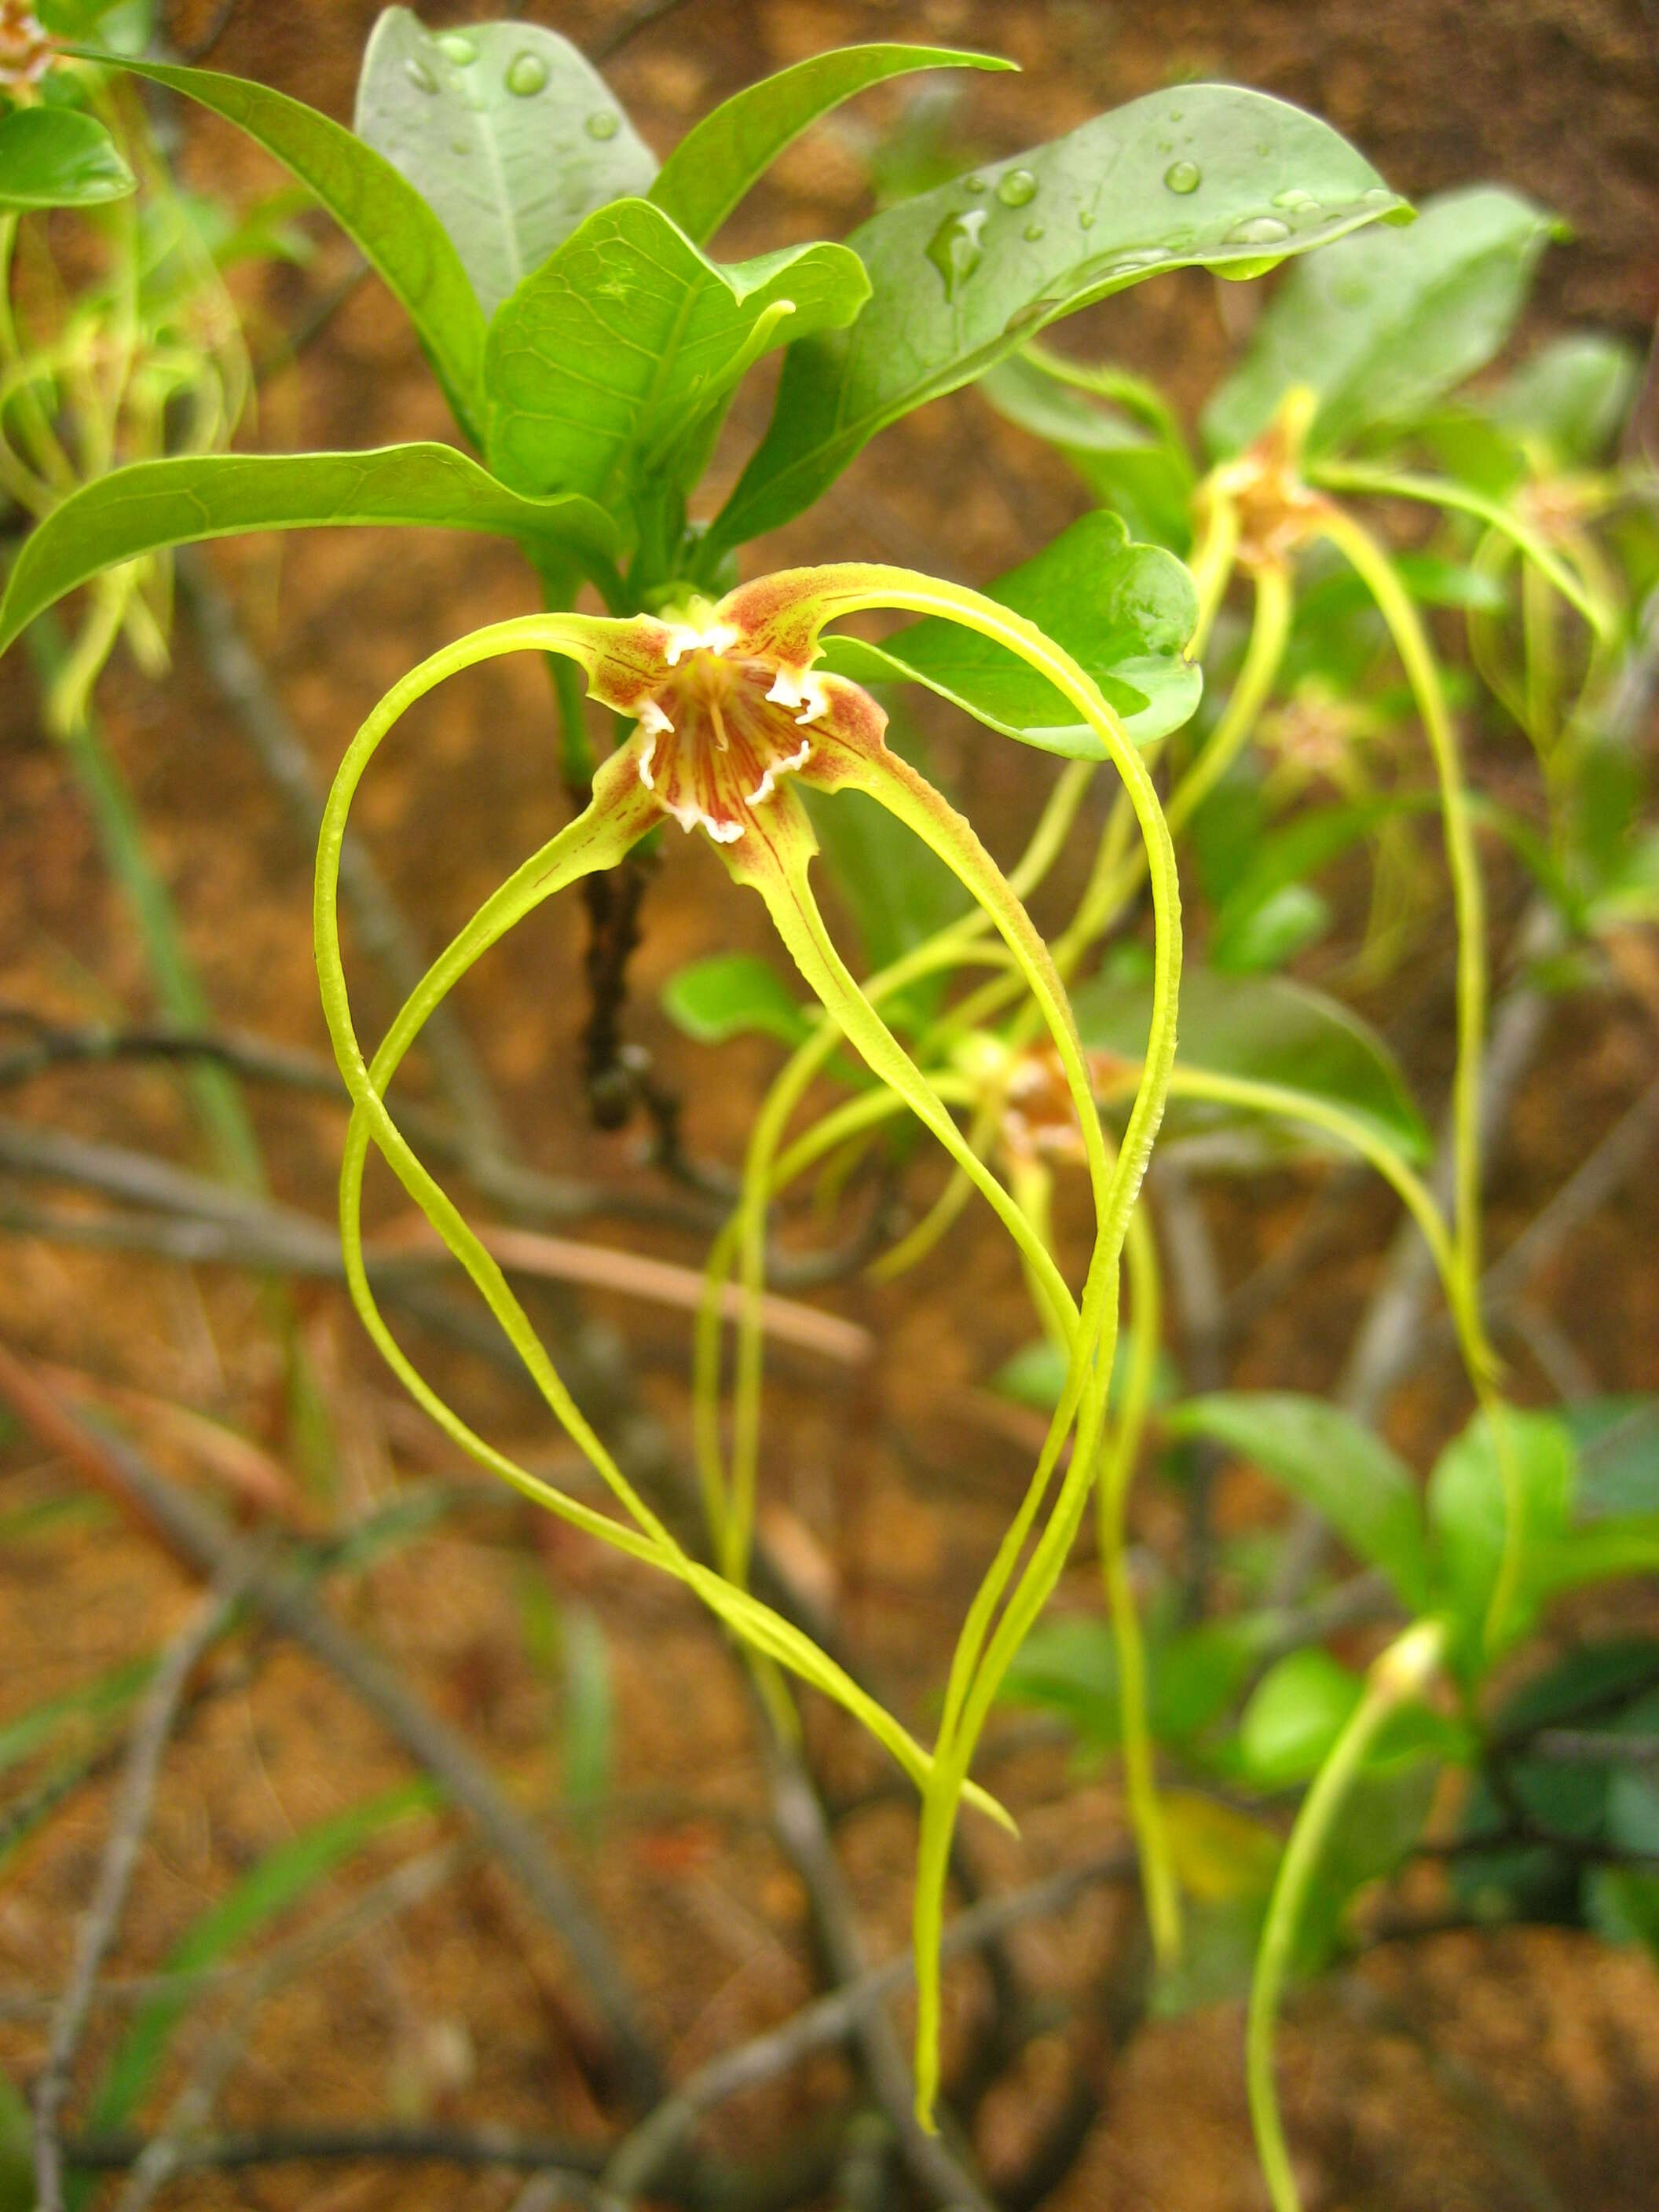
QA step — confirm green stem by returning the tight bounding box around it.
[692,1075,976,1558]
[812,752,1121,1730]
[1315,518,1525,1638]
[1097,1203,1181,1960]
[0,215,79,502]
[1307,463,1613,639]
[1466,529,1529,732]
[1315,511,1486,1304]
[1167,562,1293,840]
[715,948,1010,1584]
[706,749,1099,1584]
[1521,549,1560,753]
[1051,558,1293,975]
[1136,1067,1489,1382]
[1188,488,1241,660]
[1247,1620,1445,2212]
[895,560,1287,1265]
[784,571,1182,2128]
[1020,340,1190,450]
[1008,1157,1073,1349]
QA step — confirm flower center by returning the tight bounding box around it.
[635,633,823,844]
[0,5,50,86]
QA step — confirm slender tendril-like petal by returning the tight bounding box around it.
[699,943,1013,1582]
[1314,515,1485,1295]
[1093,1064,1490,1385]
[311,566,1180,2127]
[691,747,1090,1547]
[312,613,1012,1829]
[727,566,1183,2128]
[1098,1204,1181,1959]
[1307,461,1614,638]
[693,1064,982,1570]
[1247,1621,1445,2212]
[1188,485,1242,658]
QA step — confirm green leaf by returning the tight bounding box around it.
[0,104,134,210]
[1001,1601,1273,1761]
[1205,797,1389,964]
[56,0,150,52]
[0,445,620,654]
[1427,1404,1576,1664]
[649,42,1013,247]
[1569,1398,1659,1519]
[1587,1866,1659,1957]
[1167,1391,1430,1609]
[1303,1753,1441,1960]
[483,199,870,510]
[39,0,147,35]
[980,350,1196,548]
[1455,1643,1659,1928]
[110,53,488,437]
[558,1600,613,1831]
[1413,404,1529,500]
[1152,1617,1280,1747]
[818,509,1200,757]
[87,1780,438,2137]
[1239,1648,1364,1785]
[353,9,656,320]
[1073,966,1430,1161]
[1483,333,1641,466]
[1210,880,1331,974]
[1203,185,1558,460]
[1493,1638,1659,1741]
[1540,1514,1659,1595]
[999,1611,1118,1752]
[661,952,810,1047]
[1390,551,1512,613]
[1608,1761,1659,1857]
[712,85,1406,548]
[992,1326,1176,1418]
[0,1654,153,1775]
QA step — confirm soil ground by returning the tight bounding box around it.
[2,3,1658,2208]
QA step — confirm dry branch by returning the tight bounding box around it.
[32,1572,247,2212]
[0,1345,666,2113]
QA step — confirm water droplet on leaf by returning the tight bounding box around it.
[925,207,988,298]
[586,108,621,139]
[1024,221,1046,241]
[964,171,988,194]
[1096,247,1166,280]
[1077,208,1096,230]
[1272,186,1318,211]
[435,31,477,62]
[1003,297,1059,339]
[1163,159,1201,194]
[506,50,548,96]
[403,57,438,92]
[1225,214,1291,247]
[996,167,1038,207]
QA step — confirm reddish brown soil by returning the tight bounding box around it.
[2,4,1658,2209]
